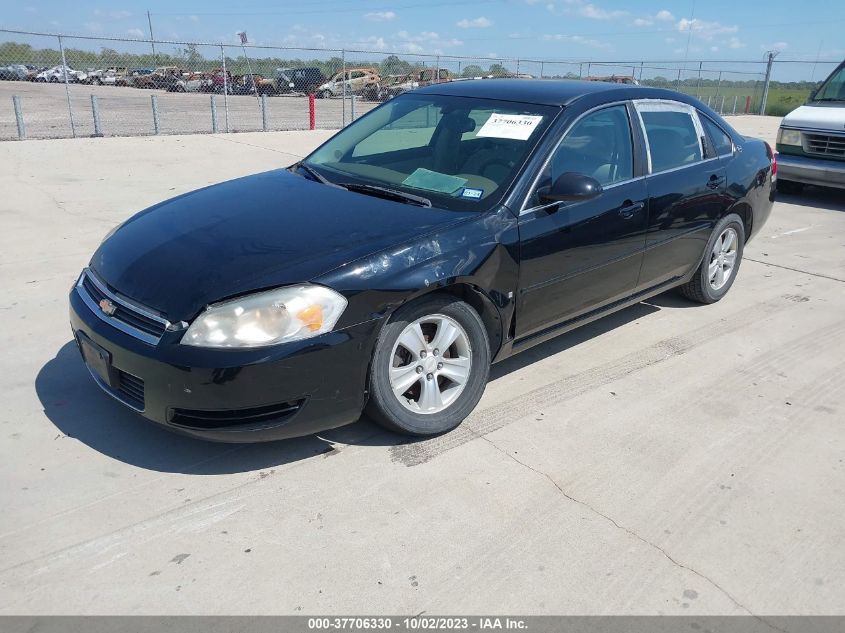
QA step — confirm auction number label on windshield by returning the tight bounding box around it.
[476,113,543,140]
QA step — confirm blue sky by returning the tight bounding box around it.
[5,0,845,79]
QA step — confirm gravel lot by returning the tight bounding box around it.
[1,117,844,616]
[0,80,380,139]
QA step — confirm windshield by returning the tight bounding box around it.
[304,94,558,211]
[811,63,845,102]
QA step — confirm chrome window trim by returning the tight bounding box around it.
[519,100,635,215]
[76,268,172,345]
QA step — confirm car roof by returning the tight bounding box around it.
[414,78,693,107]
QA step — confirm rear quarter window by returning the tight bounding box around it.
[700,115,734,157]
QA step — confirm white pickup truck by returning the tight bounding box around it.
[776,61,845,193]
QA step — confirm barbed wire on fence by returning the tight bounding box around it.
[0,28,838,141]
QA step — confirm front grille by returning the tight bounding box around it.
[116,370,145,410]
[169,400,303,430]
[804,132,845,158]
[77,269,169,344]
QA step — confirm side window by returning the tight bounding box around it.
[639,107,703,172]
[550,105,634,187]
[700,115,733,157]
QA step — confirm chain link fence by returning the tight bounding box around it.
[0,29,839,140]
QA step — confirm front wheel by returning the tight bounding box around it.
[678,213,745,304]
[366,295,490,436]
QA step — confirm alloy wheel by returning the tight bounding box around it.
[389,314,472,415]
[708,227,738,291]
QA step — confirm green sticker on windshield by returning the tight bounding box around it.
[402,168,468,194]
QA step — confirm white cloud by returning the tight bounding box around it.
[727,36,744,49]
[110,10,131,19]
[365,11,396,22]
[578,3,626,19]
[655,9,674,21]
[84,21,102,33]
[456,16,493,28]
[189,15,199,22]
[543,33,611,49]
[633,18,653,26]
[394,30,463,52]
[676,18,738,40]
[127,27,144,38]
[710,46,719,52]
[359,35,387,50]
[24,6,36,13]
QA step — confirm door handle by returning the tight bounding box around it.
[707,175,726,189]
[618,201,644,219]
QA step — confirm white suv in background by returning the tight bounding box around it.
[776,60,845,193]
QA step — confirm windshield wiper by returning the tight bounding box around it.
[811,97,845,102]
[290,161,344,188]
[339,183,432,207]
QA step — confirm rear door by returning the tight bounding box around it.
[516,103,648,339]
[633,100,726,289]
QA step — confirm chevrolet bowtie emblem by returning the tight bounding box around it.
[98,298,117,316]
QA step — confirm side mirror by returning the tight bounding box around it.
[539,172,603,203]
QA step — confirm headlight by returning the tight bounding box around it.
[181,285,347,348]
[777,128,801,146]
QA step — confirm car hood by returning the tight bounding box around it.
[782,104,845,132]
[90,169,474,321]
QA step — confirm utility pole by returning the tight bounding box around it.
[759,50,778,116]
[146,10,157,64]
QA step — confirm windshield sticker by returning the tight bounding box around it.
[460,187,484,200]
[476,113,543,141]
[402,168,468,194]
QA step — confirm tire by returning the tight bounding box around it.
[318,90,331,99]
[366,294,491,436]
[678,213,745,304]
[777,179,804,195]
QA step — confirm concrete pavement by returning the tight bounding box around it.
[1,117,843,615]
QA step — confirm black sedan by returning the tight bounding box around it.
[69,80,775,441]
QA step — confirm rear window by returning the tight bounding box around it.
[640,110,702,172]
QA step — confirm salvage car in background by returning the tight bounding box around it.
[88,67,128,86]
[168,72,213,93]
[134,66,183,89]
[0,64,30,81]
[316,68,380,99]
[70,80,775,442]
[776,59,845,192]
[275,67,326,95]
[36,65,87,83]
[116,68,154,87]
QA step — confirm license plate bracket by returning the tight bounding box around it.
[77,332,117,388]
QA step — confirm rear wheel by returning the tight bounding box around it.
[318,89,331,99]
[777,179,804,195]
[366,295,490,436]
[678,213,745,304]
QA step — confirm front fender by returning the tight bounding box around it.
[316,207,520,353]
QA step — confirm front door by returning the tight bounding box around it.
[516,104,648,339]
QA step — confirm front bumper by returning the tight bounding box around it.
[777,153,845,189]
[69,288,382,442]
